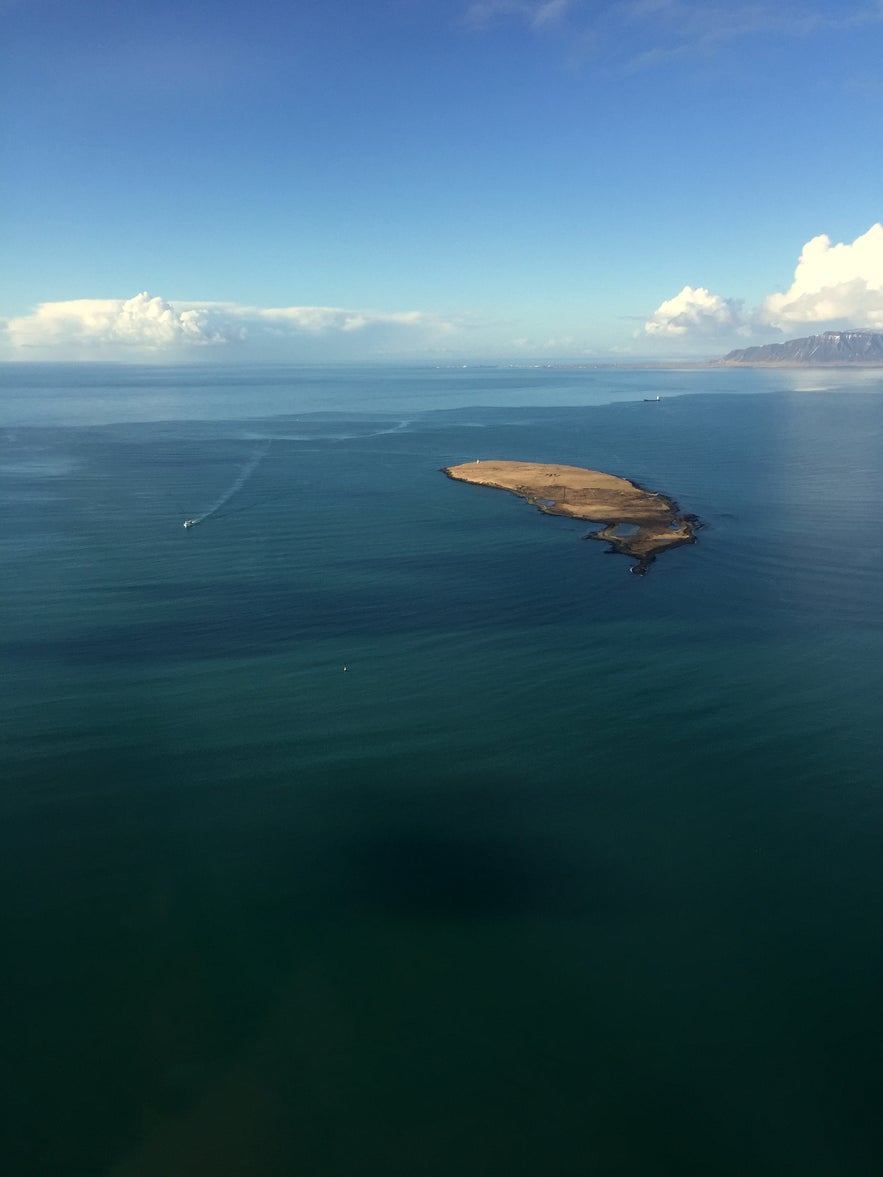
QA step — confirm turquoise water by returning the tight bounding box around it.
[3,365,883,1175]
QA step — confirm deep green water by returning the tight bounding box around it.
[3,365,883,1175]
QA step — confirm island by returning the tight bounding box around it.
[443,460,699,574]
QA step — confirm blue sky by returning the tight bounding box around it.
[3,0,883,361]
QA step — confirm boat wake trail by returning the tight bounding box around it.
[183,441,270,529]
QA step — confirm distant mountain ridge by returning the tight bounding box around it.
[720,331,883,365]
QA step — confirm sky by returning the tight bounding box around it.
[3,0,883,362]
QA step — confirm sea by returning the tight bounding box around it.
[2,362,882,1176]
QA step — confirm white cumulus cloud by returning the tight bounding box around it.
[642,285,745,337]
[760,223,883,329]
[642,223,883,347]
[6,293,234,350]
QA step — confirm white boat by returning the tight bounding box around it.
[183,519,198,528]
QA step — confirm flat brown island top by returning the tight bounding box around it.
[443,460,699,574]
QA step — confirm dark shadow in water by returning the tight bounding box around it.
[328,773,637,926]
[346,826,544,919]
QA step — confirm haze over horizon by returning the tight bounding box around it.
[3,0,883,363]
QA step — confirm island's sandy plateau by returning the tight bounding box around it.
[443,460,699,573]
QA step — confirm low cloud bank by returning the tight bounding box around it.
[5,293,459,358]
[643,223,883,346]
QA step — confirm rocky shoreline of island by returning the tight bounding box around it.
[443,460,700,574]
